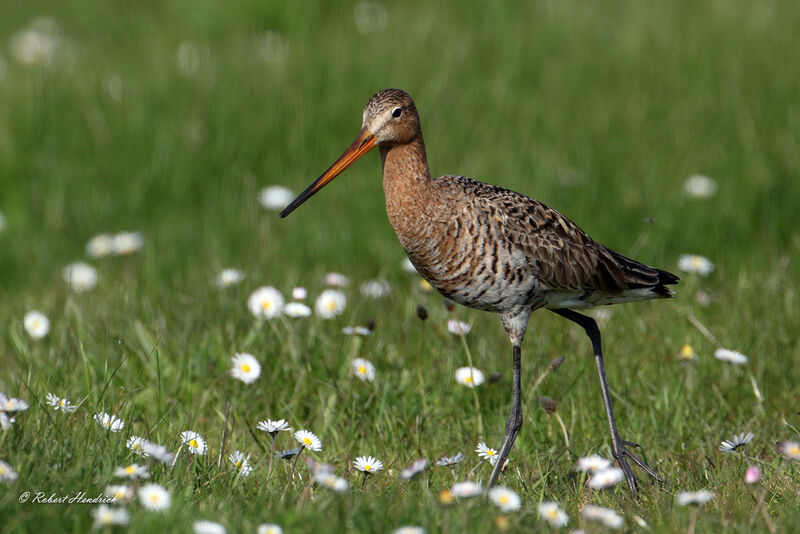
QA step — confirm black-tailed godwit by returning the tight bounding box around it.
[281,88,678,496]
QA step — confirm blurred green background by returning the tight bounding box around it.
[1,0,797,299]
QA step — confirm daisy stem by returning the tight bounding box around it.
[272,319,300,365]
[687,507,697,534]
[686,313,719,345]
[360,472,368,490]
[266,435,276,484]
[283,446,304,499]
[554,411,570,449]
[457,330,483,441]
[416,320,429,414]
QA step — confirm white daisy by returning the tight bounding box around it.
[256,418,291,436]
[104,485,133,501]
[581,505,624,529]
[86,234,115,258]
[342,325,373,336]
[94,412,125,432]
[676,489,714,506]
[230,352,261,384]
[23,310,50,339]
[0,413,15,430]
[112,231,144,255]
[435,453,464,467]
[778,440,800,461]
[291,287,307,300]
[393,527,424,534]
[714,348,748,365]
[588,467,625,489]
[488,486,521,512]
[62,262,98,292]
[92,505,130,528]
[247,286,284,319]
[360,279,391,298]
[216,268,244,288]
[455,366,484,387]
[126,436,148,456]
[258,186,294,210]
[0,395,29,412]
[475,442,498,465]
[353,455,383,473]
[254,31,288,64]
[351,358,376,382]
[315,289,346,319]
[684,174,718,198]
[576,454,612,473]
[314,471,348,492]
[180,430,207,455]
[294,429,322,451]
[678,254,714,276]
[538,501,569,527]
[45,393,77,413]
[450,481,482,498]
[193,521,226,534]
[229,450,253,477]
[114,463,149,480]
[353,1,388,35]
[719,431,754,453]
[176,41,202,75]
[400,458,428,480]
[447,319,471,335]
[323,272,349,287]
[141,441,175,464]
[0,460,18,483]
[257,525,283,534]
[10,24,59,66]
[138,483,170,511]
[283,302,312,318]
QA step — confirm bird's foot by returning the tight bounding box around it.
[612,439,662,498]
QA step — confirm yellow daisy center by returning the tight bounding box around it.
[465,376,473,383]
[487,450,495,456]
[303,437,312,446]
[364,465,372,471]
[548,509,558,519]
[499,494,510,504]
[241,364,251,373]
[149,494,160,503]
[189,439,198,448]
[691,257,704,268]
[326,301,336,311]
[0,466,5,474]
[790,445,800,455]
[261,300,272,310]
[124,465,135,474]
[59,400,66,406]
[357,366,366,374]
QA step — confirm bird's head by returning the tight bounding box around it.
[280,88,420,218]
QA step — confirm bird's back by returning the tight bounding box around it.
[399,175,678,313]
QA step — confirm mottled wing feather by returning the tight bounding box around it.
[445,176,629,293]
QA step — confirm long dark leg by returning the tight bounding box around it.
[552,308,662,497]
[486,344,522,489]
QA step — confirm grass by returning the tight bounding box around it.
[1,0,800,531]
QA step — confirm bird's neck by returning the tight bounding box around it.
[380,136,435,231]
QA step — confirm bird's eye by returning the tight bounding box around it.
[391,107,403,118]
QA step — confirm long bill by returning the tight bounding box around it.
[280,128,377,218]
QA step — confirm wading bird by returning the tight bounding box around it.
[280,89,677,496]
